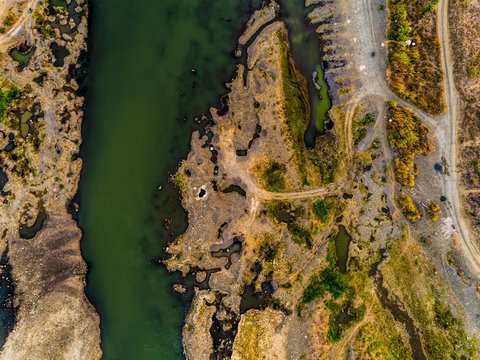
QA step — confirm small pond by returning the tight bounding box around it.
[335,225,351,274]
[50,42,70,67]
[10,46,36,72]
[19,205,47,239]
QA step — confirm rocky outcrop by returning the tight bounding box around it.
[231,309,288,360]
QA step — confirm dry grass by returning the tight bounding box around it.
[387,0,446,114]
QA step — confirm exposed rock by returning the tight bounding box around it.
[195,271,207,283]
[236,0,280,56]
[231,309,288,360]
[183,290,217,360]
[173,283,187,293]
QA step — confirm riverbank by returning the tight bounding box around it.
[168,0,479,358]
[78,0,260,358]
[0,0,101,358]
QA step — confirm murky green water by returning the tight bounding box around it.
[279,0,331,142]
[335,225,352,274]
[9,47,36,71]
[79,1,256,359]
[80,1,330,359]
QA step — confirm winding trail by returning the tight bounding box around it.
[437,0,480,274]
[0,0,38,49]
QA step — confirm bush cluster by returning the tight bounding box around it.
[353,113,375,145]
[387,0,446,114]
[427,201,441,220]
[312,196,337,223]
[387,100,433,186]
[262,160,286,192]
[397,194,421,222]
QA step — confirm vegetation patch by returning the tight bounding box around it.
[427,201,441,220]
[312,195,338,223]
[387,100,433,186]
[277,29,310,182]
[258,233,280,263]
[349,231,477,359]
[387,0,446,114]
[382,238,477,360]
[33,7,56,39]
[276,29,340,186]
[397,194,421,222]
[265,200,312,248]
[0,86,19,125]
[353,113,375,145]
[261,160,286,192]
[296,239,365,342]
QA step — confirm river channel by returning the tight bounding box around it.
[79,1,330,359]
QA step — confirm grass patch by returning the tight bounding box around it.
[387,100,433,186]
[296,238,365,342]
[276,29,341,186]
[277,29,310,183]
[265,200,312,248]
[312,195,337,223]
[387,0,446,114]
[262,160,286,192]
[383,238,478,359]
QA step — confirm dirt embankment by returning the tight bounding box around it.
[0,0,101,358]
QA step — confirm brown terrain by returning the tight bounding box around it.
[167,0,480,359]
[449,0,480,245]
[0,0,101,358]
[0,0,477,358]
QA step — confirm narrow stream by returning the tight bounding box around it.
[279,0,332,146]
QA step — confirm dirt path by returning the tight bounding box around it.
[437,0,480,274]
[347,0,480,274]
[0,0,38,50]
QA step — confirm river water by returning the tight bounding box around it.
[79,0,329,359]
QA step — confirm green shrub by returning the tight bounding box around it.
[262,161,286,192]
[312,196,337,222]
[361,113,375,126]
[320,268,346,299]
[388,4,410,41]
[0,86,20,121]
[428,201,441,220]
[302,274,325,304]
[387,0,446,114]
[387,101,433,186]
[288,221,312,248]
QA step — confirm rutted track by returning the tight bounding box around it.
[436,0,480,274]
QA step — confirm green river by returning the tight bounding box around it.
[79,1,330,359]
